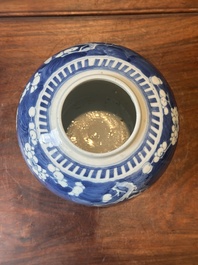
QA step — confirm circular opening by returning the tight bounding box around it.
[61,79,137,153]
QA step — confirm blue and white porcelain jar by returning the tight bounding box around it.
[17,43,179,206]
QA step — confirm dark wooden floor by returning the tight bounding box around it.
[0,1,198,264]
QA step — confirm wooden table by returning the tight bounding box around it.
[0,1,198,264]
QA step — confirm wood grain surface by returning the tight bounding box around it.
[0,0,198,16]
[0,6,198,265]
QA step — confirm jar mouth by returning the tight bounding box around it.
[49,70,148,167]
[61,79,138,154]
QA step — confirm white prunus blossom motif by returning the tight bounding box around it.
[28,107,37,145]
[19,73,40,102]
[55,47,79,58]
[48,164,68,187]
[142,77,179,175]
[68,182,85,197]
[24,143,38,164]
[150,76,163,86]
[44,43,98,63]
[24,143,49,181]
[150,76,169,115]
[47,164,85,196]
[23,143,86,195]
[170,107,179,145]
[23,108,85,194]
[153,141,167,163]
[30,73,40,93]
[102,182,137,203]
[142,162,153,174]
[23,107,48,181]
[159,89,169,115]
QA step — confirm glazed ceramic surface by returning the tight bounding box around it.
[17,43,179,206]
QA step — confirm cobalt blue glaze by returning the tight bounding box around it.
[17,43,179,206]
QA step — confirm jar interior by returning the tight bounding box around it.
[61,79,137,153]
